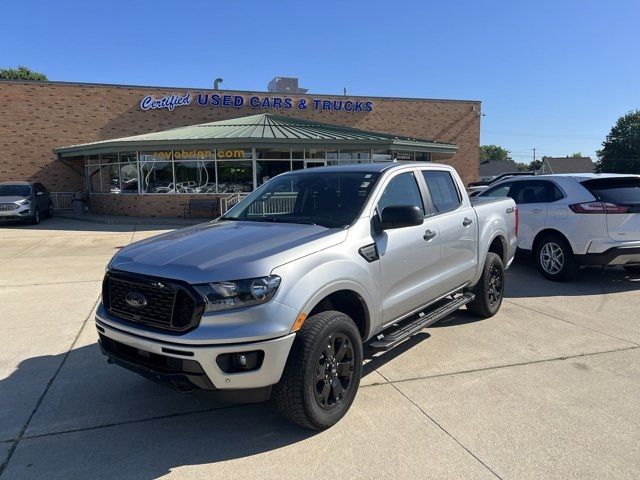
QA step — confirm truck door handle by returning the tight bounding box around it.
[532,208,542,213]
[423,230,437,241]
[462,217,473,227]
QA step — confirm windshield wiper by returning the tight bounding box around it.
[257,217,318,226]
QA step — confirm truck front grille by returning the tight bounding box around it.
[103,271,203,332]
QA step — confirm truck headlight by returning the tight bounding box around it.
[194,275,281,312]
[16,198,30,205]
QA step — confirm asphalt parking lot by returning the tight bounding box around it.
[0,217,639,480]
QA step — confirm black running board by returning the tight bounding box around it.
[368,293,475,351]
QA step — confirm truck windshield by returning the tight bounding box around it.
[221,170,381,228]
[0,185,31,196]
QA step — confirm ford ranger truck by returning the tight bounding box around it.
[97,162,517,429]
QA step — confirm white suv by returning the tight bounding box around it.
[479,174,640,281]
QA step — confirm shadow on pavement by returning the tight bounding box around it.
[505,257,640,299]
[0,217,203,234]
[0,342,320,477]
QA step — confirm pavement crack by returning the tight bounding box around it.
[0,295,100,477]
[22,403,249,442]
[504,299,640,347]
[385,374,503,478]
[360,345,639,388]
[0,279,101,288]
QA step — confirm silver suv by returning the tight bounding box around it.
[97,163,517,428]
[0,181,53,224]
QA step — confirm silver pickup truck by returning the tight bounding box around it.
[97,162,517,429]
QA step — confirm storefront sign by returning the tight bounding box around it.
[141,93,191,112]
[216,149,246,159]
[140,92,373,113]
[151,149,215,160]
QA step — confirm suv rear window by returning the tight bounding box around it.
[581,177,640,206]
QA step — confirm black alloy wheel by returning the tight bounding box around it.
[313,332,355,410]
[487,263,504,308]
[467,252,505,318]
[274,310,363,430]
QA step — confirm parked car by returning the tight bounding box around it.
[467,172,534,197]
[478,173,640,280]
[0,181,53,224]
[97,163,517,429]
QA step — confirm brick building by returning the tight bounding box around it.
[0,80,481,217]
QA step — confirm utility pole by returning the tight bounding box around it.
[532,148,536,164]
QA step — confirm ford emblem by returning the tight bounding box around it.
[125,291,148,308]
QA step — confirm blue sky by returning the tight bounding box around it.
[2,0,639,163]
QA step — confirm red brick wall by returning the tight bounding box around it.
[0,80,480,206]
[89,193,221,218]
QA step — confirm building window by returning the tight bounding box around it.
[338,149,371,161]
[257,160,292,186]
[256,148,290,159]
[140,161,174,193]
[175,160,216,193]
[373,149,392,161]
[217,161,253,193]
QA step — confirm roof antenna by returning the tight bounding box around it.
[214,78,223,90]
[343,87,347,96]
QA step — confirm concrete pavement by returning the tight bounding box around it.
[0,218,639,479]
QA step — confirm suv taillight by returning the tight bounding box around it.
[569,201,630,214]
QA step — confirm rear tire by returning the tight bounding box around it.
[467,252,505,318]
[534,234,577,281]
[623,265,640,275]
[273,310,363,430]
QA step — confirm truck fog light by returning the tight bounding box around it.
[216,350,265,373]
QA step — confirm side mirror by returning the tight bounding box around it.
[379,205,423,230]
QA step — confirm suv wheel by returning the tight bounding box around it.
[534,234,576,281]
[31,207,40,225]
[274,310,363,430]
[467,252,504,318]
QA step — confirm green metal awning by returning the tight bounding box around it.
[54,113,457,157]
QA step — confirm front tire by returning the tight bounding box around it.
[467,252,505,318]
[534,234,576,281]
[274,310,363,430]
[31,207,40,225]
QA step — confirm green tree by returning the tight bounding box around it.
[570,152,583,158]
[529,159,542,172]
[596,110,640,173]
[480,145,512,162]
[0,65,47,81]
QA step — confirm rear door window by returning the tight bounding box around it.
[510,180,564,204]
[421,170,461,214]
[581,177,640,206]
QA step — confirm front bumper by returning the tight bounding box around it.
[576,246,640,266]
[0,204,32,220]
[96,318,296,391]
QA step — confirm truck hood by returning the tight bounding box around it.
[109,220,347,283]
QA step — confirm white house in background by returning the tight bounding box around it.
[538,156,595,174]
